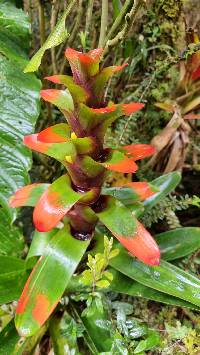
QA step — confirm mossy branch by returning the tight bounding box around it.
[103,0,144,56]
[141,194,193,228]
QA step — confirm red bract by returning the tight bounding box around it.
[124,182,157,200]
[117,221,160,266]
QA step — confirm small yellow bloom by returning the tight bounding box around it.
[71,132,77,140]
[65,155,73,164]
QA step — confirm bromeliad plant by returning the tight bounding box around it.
[9,48,160,336]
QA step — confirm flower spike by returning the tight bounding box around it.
[9,47,161,339]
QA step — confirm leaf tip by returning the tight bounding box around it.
[149,256,160,266]
[40,89,60,102]
[45,75,61,84]
[122,102,145,115]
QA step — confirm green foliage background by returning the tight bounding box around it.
[0,0,200,353]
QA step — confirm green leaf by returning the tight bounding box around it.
[134,330,160,353]
[50,312,80,355]
[112,301,133,315]
[70,304,99,355]
[0,320,48,355]
[97,197,136,238]
[143,172,181,210]
[155,227,200,260]
[24,0,77,73]
[41,89,74,111]
[102,186,140,205]
[0,321,20,355]
[0,256,27,305]
[109,249,120,259]
[109,268,200,310]
[0,1,29,64]
[0,1,40,264]
[103,270,113,281]
[0,206,24,257]
[112,0,122,19]
[66,271,200,311]
[27,229,58,259]
[109,246,200,307]
[126,320,147,340]
[92,235,200,310]
[109,330,129,354]
[45,75,88,103]
[81,296,114,353]
[15,226,90,337]
[0,41,41,219]
[96,280,110,288]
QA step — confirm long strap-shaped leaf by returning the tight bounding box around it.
[102,182,157,204]
[109,268,200,311]
[66,271,200,311]
[26,231,200,311]
[143,172,181,210]
[109,245,200,307]
[15,226,90,337]
[155,227,200,261]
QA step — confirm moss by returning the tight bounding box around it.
[157,0,183,19]
[152,0,185,51]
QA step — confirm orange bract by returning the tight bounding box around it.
[117,221,160,266]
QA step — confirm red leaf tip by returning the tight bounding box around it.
[91,106,116,114]
[122,103,145,115]
[112,63,128,73]
[44,75,61,84]
[40,89,60,101]
[65,48,103,64]
[124,144,156,160]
